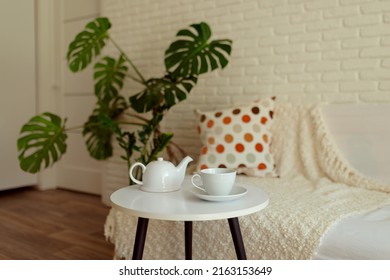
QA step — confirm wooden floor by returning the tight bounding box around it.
[0,187,115,260]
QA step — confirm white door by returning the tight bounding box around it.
[55,0,103,194]
[0,0,37,190]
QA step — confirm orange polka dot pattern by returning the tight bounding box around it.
[195,97,276,177]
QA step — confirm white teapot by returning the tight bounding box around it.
[129,156,193,192]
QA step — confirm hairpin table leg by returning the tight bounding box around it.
[132,217,149,260]
[185,221,193,260]
[228,217,247,260]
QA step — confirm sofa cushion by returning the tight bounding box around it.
[195,96,276,177]
[322,104,390,185]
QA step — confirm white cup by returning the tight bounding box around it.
[191,168,236,196]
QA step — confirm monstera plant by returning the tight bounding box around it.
[17,17,232,176]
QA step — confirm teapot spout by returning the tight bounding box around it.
[176,156,193,185]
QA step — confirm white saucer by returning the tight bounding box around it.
[189,185,247,202]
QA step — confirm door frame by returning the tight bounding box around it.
[35,0,62,190]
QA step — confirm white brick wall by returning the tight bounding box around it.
[100,0,390,202]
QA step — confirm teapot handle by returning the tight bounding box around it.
[129,163,146,185]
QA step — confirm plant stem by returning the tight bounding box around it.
[116,121,144,126]
[124,113,150,122]
[65,125,84,132]
[109,36,147,84]
[125,73,143,84]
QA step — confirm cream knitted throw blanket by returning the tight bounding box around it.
[104,103,390,259]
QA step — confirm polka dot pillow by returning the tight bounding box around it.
[195,97,276,177]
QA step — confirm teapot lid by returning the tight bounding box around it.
[151,157,172,166]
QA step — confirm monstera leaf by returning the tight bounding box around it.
[129,75,198,113]
[67,17,111,72]
[17,113,67,173]
[94,55,128,101]
[83,113,118,160]
[82,94,127,160]
[106,95,128,118]
[164,22,232,78]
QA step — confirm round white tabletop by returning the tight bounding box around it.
[110,178,269,221]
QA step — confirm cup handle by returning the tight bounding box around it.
[129,163,146,185]
[191,174,206,192]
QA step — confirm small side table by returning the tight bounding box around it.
[110,179,269,260]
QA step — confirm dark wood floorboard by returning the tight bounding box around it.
[0,187,115,260]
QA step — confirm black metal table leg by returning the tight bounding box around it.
[132,217,149,260]
[185,221,193,260]
[228,217,247,260]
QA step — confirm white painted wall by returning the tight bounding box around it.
[0,0,37,190]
